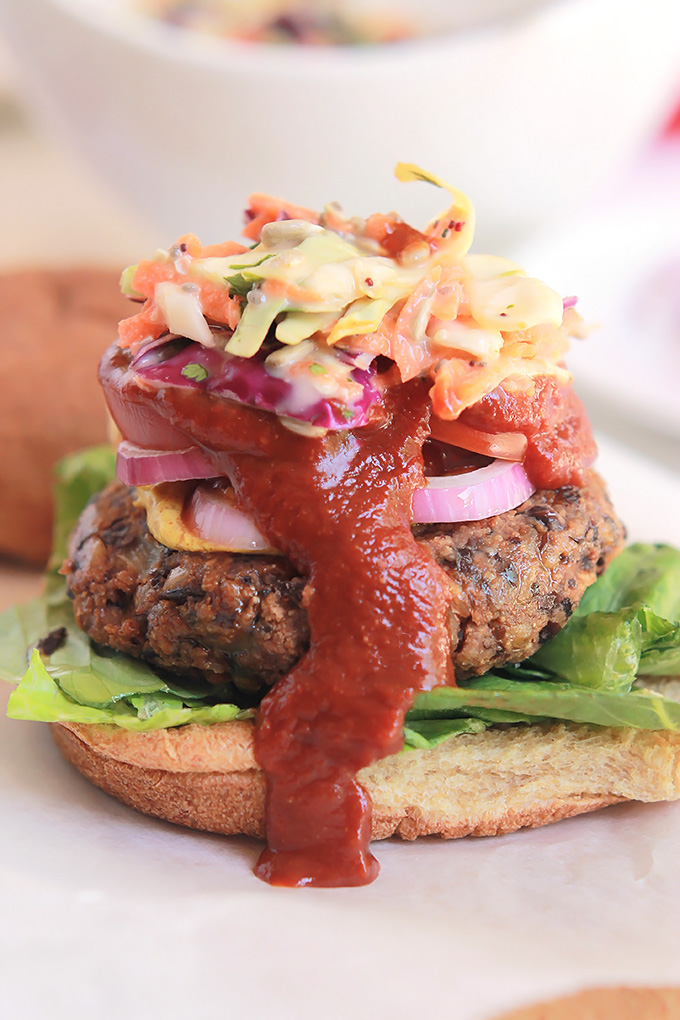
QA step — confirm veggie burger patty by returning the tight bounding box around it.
[66,473,624,697]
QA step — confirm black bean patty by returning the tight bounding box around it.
[65,474,625,696]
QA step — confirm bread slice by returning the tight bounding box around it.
[51,718,680,840]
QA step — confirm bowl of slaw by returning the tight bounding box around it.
[1,0,680,249]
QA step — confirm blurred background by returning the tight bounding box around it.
[0,0,678,576]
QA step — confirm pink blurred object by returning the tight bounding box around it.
[663,95,680,135]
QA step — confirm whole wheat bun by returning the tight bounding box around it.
[51,717,680,840]
[0,268,131,566]
[495,987,680,1020]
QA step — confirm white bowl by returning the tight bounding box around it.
[2,0,680,249]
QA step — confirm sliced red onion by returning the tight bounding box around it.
[562,295,578,309]
[186,485,274,553]
[412,459,535,523]
[116,441,221,486]
[130,333,172,368]
[134,341,380,431]
[104,385,195,451]
[131,334,188,369]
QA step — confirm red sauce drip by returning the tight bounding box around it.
[378,218,430,262]
[457,376,597,489]
[102,348,454,887]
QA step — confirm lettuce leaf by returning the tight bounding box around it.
[524,545,680,691]
[49,445,117,572]
[528,608,643,692]
[403,717,488,749]
[637,607,680,676]
[409,675,680,732]
[0,597,48,684]
[575,543,680,622]
[8,650,241,731]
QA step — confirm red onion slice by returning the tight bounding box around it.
[412,460,535,523]
[116,441,221,486]
[186,485,274,553]
[105,386,194,451]
[121,446,535,546]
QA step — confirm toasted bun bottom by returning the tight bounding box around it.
[51,719,680,840]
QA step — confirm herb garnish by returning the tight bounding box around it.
[181,363,209,382]
[225,254,276,298]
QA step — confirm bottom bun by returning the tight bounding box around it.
[51,719,680,840]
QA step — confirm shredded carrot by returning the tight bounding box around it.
[347,273,442,382]
[173,233,248,259]
[262,277,318,306]
[242,193,319,242]
[348,302,402,359]
[363,212,397,243]
[118,303,166,351]
[321,205,356,234]
[136,262,241,327]
[430,263,465,320]
[118,255,243,353]
[201,241,248,258]
[390,271,442,381]
[174,233,203,257]
[429,357,489,420]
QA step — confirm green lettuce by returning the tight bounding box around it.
[524,544,680,691]
[49,444,117,571]
[409,675,680,732]
[575,543,680,621]
[2,445,245,732]
[9,649,241,731]
[2,446,680,752]
[528,608,643,692]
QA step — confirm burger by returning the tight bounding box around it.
[4,165,680,887]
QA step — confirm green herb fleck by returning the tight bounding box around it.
[224,255,275,298]
[225,273,254,298]
[309,364,327,376]
[181,363,209,382]
[441,228,451,238]
[229,254,275,271]
[340,407,354,421]
[506,303,515,309]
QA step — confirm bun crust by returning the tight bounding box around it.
[51,719,680,841]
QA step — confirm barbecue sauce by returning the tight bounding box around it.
[103,347,454,886]
[457,376,597,490]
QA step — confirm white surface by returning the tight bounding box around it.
[516,143,680,444]
[1,0,680,249]
[0,108,157,269]
[2,434,680,1020]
